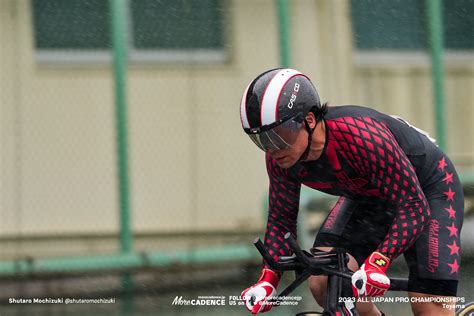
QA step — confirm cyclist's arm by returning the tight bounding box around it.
[263,152,302,270]
[361,120,430,261]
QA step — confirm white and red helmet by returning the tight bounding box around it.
[240,68,321,151]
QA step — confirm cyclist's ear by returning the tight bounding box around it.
[305,111,317,129]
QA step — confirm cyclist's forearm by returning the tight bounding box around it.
[263,216,297,269]
[376,200,430,261]
[264,152,301,268]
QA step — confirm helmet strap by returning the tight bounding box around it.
[298,120,315,162]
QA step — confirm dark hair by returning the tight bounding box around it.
[310,102,328,122]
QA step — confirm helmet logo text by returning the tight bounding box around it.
[287,83,300,109]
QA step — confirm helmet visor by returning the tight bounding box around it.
[248,117,303,151]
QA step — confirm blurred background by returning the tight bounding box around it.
[0,0,473,315]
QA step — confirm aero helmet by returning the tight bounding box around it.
[240,68,322,155]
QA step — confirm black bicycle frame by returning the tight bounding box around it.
[253,233,409,316]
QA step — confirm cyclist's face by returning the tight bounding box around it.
[268,112,317,169]
[268,124,308,169]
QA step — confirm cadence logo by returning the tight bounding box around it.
[172,296,226,306]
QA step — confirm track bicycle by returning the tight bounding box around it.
[251,232,409,316]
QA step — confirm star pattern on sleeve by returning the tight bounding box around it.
[437,157,448,172]
[447,240,460,256]
[448,259,459,274]
[444,205,457,219]
[443,172,454,185]
[446,222,458,238]
[443,187,456,202]
[437,157,461,275]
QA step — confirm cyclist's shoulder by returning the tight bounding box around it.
[325,105,386,121]
[324,105,395,137]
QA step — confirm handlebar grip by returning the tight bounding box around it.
[253,238,303,271]
[389,277,409,292]
[253,238,280,269]
[284,233,311,265]
[322,267,409,292]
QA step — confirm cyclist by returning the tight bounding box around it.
[239,69,464,316]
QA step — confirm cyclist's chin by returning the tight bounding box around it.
[275,157,297,169]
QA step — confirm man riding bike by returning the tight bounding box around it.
[239,69,464,316]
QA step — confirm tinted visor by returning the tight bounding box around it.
[248,117,303,151]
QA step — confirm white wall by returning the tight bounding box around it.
[0,0,472,258]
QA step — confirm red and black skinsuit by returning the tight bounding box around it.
[264,105,463,296]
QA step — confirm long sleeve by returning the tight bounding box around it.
[263,152,302,268]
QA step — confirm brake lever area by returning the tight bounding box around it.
[252,232,409,309]
[253,234,355,303]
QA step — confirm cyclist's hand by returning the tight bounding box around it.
[351,252,390,297]
[241,269,280,314]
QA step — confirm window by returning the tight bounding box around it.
[33,0,110,50]
[350,0,473,65]
[32,0,227,64]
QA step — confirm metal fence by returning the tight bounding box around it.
[0,0,473,302]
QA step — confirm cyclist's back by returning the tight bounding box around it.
[323,105,445,188]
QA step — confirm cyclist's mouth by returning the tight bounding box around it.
[275,156,289,164]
